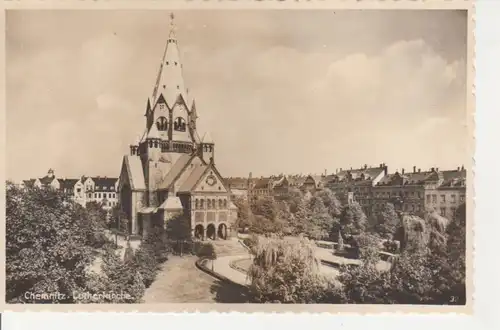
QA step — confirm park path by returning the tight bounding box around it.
[143,255,218,303]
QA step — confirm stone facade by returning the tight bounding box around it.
[118,17,236,240]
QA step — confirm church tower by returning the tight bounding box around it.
[137,13,200,165]
[120,13,234,240]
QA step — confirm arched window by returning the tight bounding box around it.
[207,199,211,209]
[173,117,186,132]
[223,199,227,208]
[195,199,199,209]
[200,199,204,209]
[156,116,168,131]
[212,199,216,209]
[219,200,223,208]
[154,141,158,148]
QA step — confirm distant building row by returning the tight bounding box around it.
[224,164,466,220]
[20,169,119,210]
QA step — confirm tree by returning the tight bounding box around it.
[251,197,278,221]
[5,183,106,303]
[315,188,342,219]
[99,248,145,303]
[306,196,335,240]
[248,236,337,303]
[373,203,400,239]
[233,197,253,230]
[339,202,367,238]
[165,214,191,240]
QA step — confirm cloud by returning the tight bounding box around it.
[6,11,468,181]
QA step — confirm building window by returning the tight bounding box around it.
[88,193,91,198]
[224,199,227,208]
[460,195,465,203]
[156,116,168,131]
[77,188,81,193]
[432,195,437,204]
[451,195,456,203]
[207,199,211,209]
[160,104,165,110]
[219,200,223,208]
[451,207,457,217]
[440,207,446,216]
[212,199,216,209]
[173,117,186,132]
[440,195,446,203]
[200,199,204,209]
[426,195,431,204]
[195,199,199,209]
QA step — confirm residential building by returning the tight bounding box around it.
[324,164,387,216]
[20,169,118,210]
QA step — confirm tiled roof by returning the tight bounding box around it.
[178,164,208,192]
[253,177,272,189]
[125,155,146,190]
[224,177,248,189]
[38,175,56,186]
[159,196,183,210]
[22,179,36,188]
[60,179,79,190]
[92,177,118,191]
[439,169,466,188]
[159,154,194,189]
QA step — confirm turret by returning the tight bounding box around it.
[199,132,215,164]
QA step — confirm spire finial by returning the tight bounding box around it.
[169,12,176,38]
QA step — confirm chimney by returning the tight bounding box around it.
[324,169,327,176]
[418,168,421,173]
[364,164,368,169]
[379,163,382,168]
[384,165,388,176]
[350,167,353,170]
[436,167,439,172]
[413,166,416,173]
[457,166,460,171]
[402,168,405,175]
[340,168,342,172]
[431,167,435,172]
[461,165,464,171]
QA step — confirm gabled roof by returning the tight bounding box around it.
[22,179,36,188]
[38,175,56,186]
[123,155,146,190]
[178,164,208,192]
[158,196,183,210]
[158,153,194,189]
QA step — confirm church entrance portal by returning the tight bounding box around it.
[194,224,204,240]
[206,224,216,240]
[217,223,227,240]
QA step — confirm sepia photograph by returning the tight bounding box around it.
[4,6,472,309]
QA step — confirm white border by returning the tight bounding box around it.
[1,0,499,327]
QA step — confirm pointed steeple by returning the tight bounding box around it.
[150,13,191,109]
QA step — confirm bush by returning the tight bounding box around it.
[383,240,400,254]
[243,234,259,250]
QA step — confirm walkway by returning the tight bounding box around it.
[143,255,218,303]
[211,255,251,286]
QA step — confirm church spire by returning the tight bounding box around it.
[150,13,190,109]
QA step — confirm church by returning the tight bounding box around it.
[118,16,237,241]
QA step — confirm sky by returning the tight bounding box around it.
[6,10,469,181]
